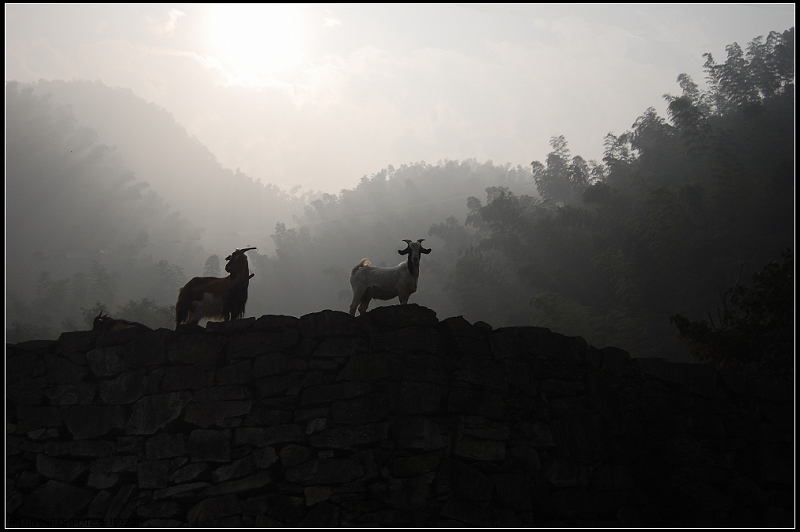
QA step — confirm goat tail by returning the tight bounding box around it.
[351,258,370,276]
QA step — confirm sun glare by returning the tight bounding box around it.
[207,5,306,85]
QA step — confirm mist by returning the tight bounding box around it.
[5,9,794,368]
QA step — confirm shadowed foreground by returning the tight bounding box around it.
[6,305,794,527]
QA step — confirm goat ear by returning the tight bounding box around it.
[420,247,431,254]
[398,248,410,255]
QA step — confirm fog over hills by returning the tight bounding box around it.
[7,79,536,341]
[6,27,793,369]
[28,80,307,257]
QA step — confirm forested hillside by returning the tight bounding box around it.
[431,28,795,360]
[27,79,307,256]
[247,28,794,361]
[6,83,206,340]
[6,28,794,365]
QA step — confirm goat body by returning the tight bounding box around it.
[349,239,431,316]
[93,312,152,332]
[175,247,256,327]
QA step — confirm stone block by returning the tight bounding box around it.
[137,501,181,519]
[124,330,171,367]
[441,459,494,502]
[440,315,489,339]
[285,458,365,485]
[45,353,89,383]
[99,368,146,404]
[253,352,307,379]
[454,361,508,391]
[454,437,506,461]
[188,429,231,462]
[491,473,532,511]
[36,454,89,483]
[125,392,192,435]
[96,327,148,349]
[506,446,541,471]
[45,440,116,458]
[551,416,605,461]
[146,433,186,460]
[184,400,252,428]
[336,351,401,381]
[549,487,628,518]
[139,459,170,489]
[7,376,47,405]
[46,383,96,405]
[440,497,492,526]
[162,366,215,391]
[331,396,389,425]
[392,416,452,451]
[152,482,211,500]
[18,480,94,520]
[64,405,125,439]
[299,310,358,338]
[216,360,253,385]
[308,422,389,449]
[199,470,272,497]
[301,381,372,405]
[187,494,242,525]
[447,386,508,421]
[280,444,313,469]
[256,373,303,398]
[168,463,208,484]
[86,345,128,377]
[371,326,441,354]
[369,473,434,510]
[7,352,46,384]
[304,486,334,506]
[391,451,443,477]
[254,314,300,330]
[389,381,444,415]
[235,424,304,448]
[168,334,227,366]
[313,337,357,358]
[212,454,256,482]
[460,415,512,440]
[542,458,593,487]
[91,456,139,474]
[255,447,279,469]
[206,317,255,334]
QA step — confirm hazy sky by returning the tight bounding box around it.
[5,4,795,194]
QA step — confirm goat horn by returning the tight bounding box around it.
[402,239,412,245]
[417,239,425,243]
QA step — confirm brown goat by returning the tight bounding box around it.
[175,247,256,328]
[93,311,152,332]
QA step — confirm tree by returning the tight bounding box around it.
[203,255,221,277]
[670,249,793,369]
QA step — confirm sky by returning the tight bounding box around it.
[5,3,795,194]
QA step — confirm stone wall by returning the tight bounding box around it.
[6,305,794,527]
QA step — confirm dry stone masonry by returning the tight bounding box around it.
[6,305,794,527]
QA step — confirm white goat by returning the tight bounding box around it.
[349,239,431,316]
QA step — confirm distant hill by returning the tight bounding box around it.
[27,79,306,256]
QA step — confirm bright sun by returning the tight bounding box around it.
[207,5,306,85]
